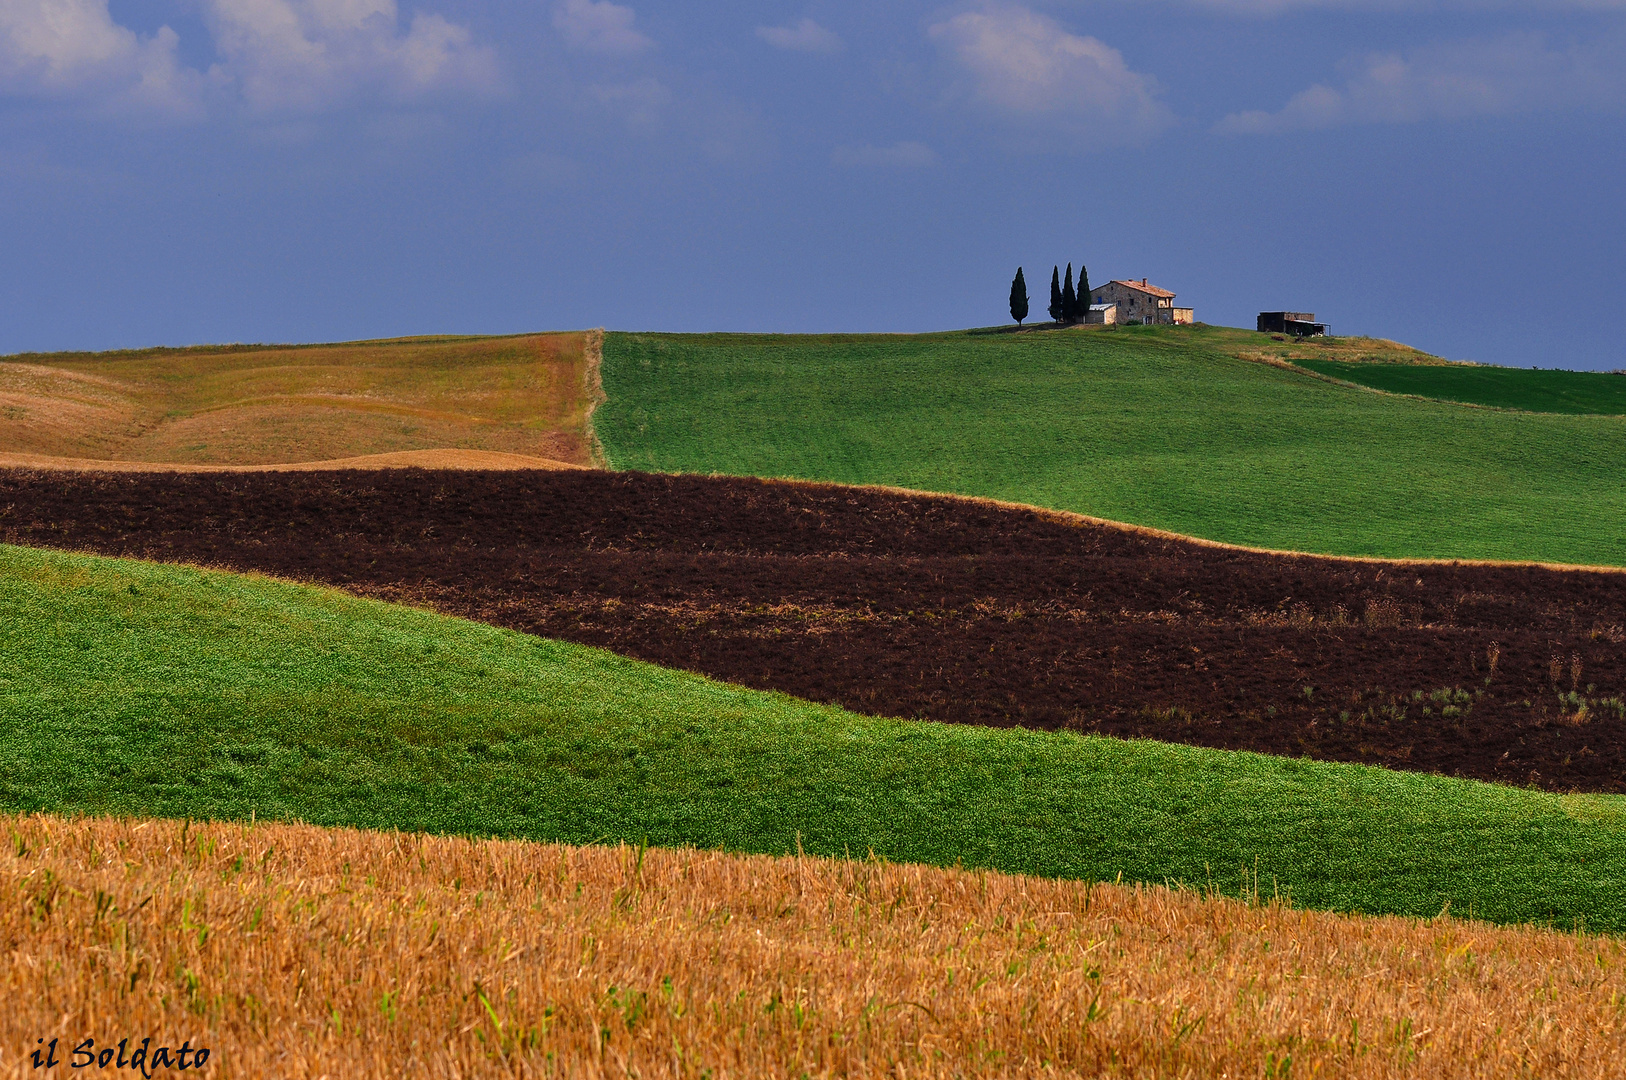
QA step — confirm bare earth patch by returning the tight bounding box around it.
[4,468,1625,793]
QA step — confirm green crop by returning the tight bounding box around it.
[596,326,1626,566]
[1290,356,1626,415]
[5,542,1624,930]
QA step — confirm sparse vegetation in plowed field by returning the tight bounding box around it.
[5,540,1626,929]
[8,814,1626,1079]
[1290,355,1626,415]
[7,467,1626,794]
[596,326,1626,565]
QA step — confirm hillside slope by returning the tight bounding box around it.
[5,541,1626,929]
[0,332,597,466]
[1291,355,1626,415]
[5,467,1626,793]
[9,813,1626,1078]
[596,326,1626,565]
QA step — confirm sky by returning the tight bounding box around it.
[1,0,1623,368]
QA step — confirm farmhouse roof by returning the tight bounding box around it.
[1108,279,1176,299]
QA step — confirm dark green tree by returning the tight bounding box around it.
[1009,267,1029,326]
[1061,263,1077,323]
[1048,266,1063,322]
[1079,265,1091,313]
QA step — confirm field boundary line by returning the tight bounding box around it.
[771,476,1626,575]
[1240,351,1626,418]
[0,449,591,473]
[583,328,609,469]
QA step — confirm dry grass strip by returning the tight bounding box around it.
[4,816,1625,1077]
[583,327,609,470]
[0,449,589,474]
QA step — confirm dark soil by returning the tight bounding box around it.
[5,468,1626,793]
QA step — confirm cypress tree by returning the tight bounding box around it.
[1009,267,1029,326]
[1062,263,1077,323]
[1079,265,1091,314]
[1048,266,1062,322]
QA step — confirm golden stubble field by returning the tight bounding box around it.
[0,331,601,467]
[3,814,1621,1078]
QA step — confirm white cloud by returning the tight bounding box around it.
[553,0,652,55]
[831,140,936,167]
[757,18,842,54]
[1185,0,1626,12]
[1217,31,1626,132]
[928,3,1173,142]
[0,0,497,116]
[0,0,205,115]
[204,0,499,112]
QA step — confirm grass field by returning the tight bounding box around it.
[595,325,1626,566]
[8,814,1624,1078]
[6,542,1626,931]
[0,332,597,465]
[1291,355,1626,415]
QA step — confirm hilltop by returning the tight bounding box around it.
[595,324,1626,566]
[6,323,1626,566]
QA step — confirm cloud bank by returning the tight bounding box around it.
[0,0,498,117]
[1183,0,1626,12]
[928,3,1173,143]
[0,0,203,114]
[1218,31,1626,132]
[553,0,653,56]
[207,0,499,112]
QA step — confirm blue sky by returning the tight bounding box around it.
[1,0,1622,368]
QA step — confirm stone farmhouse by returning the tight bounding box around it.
[1086,279,1194,326]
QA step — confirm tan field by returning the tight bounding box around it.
[0,331,602,469]
[4,814,1622,1078]
[0,448,588,473]
[1247,333,1447,365]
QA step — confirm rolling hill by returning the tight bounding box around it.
[1289,354,1626,415]
[0,331,598,467]
[5,540,1626,930]
[595,325,1626,566]
[10,813,1624,1077]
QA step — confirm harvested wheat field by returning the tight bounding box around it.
[0,331,602,467]
[0,448,587,473]
[5,467,1625,793]
[3,814,1622,1079]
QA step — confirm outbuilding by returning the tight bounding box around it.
[1257,312,1328,337]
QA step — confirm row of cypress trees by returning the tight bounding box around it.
[1007,263,1091,326]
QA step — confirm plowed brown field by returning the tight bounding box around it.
[4,468,1625,793]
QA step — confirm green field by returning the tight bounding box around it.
[1292,356,1626,415]
[596,325,1626,566]
[7,541,1626,930]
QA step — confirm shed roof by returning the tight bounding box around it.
[1104,279,1176,299]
